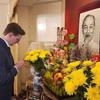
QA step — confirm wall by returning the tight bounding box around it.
[0,2,9,35]
[65,0,94,43]
[29,1,63,42]
[17,6,31,93]
[16,1,65,93]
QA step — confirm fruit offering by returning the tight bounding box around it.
[43,64,68,97]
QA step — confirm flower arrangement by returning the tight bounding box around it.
[56,27,75,51]
[63,60,100,100]
[24,49,52,72]
[43,60,100,100]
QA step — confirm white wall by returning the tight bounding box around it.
[29,2,63,42]
[0,3,9,35]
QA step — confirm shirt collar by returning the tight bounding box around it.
[0,36,10,47]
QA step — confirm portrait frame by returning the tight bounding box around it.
[78,0,100,54]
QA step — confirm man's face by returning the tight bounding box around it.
[9,33,22,46]
[82,16,95,44]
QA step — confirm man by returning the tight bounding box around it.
[80,14,99,54]
[0,22,25,100]
[82,14,95,44]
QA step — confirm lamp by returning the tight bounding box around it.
[28,41,47,51]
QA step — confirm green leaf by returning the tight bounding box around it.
[68,43,75,50]
[69,34,75,40]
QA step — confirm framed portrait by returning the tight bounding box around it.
[78,1,100,54]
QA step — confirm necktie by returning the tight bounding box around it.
[8,47,14,64]
[8,47,10,53]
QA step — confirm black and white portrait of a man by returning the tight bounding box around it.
[78,7,100,54]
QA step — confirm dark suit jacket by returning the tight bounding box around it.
[0,38,17,100]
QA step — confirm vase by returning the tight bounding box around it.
[30,67,42,93]
[30,67,35,76]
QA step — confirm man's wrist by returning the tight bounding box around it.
[14,66,19,72]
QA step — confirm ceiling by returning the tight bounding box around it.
[18,0,62,7]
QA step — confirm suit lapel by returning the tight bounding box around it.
[0,38,14,65]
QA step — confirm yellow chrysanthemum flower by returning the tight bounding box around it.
[65,67,72,73]
[24,55,31,61]
[67,61,80,68]
[24,49,51,71]
[84,86,100,100]
[92,75,100,86]
[82,60,93,67]
[91,66,100,75]
[39,52,46,59]
[63,75,71,83]
[95,61,100,67]
[65,81,76,95]
[70,69,87,86]
[30,56,38,62]
[45,51,52,56]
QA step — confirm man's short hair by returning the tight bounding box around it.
[82,14,95,28]
[3,22,26,36]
